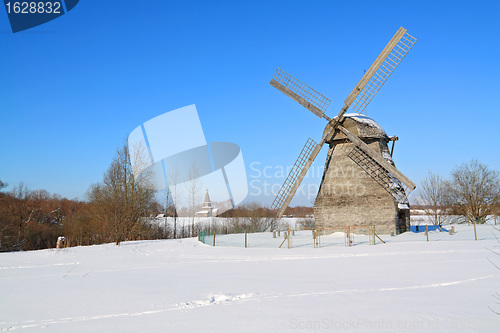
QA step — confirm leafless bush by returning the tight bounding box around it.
[299,217,315,230]
[448,160,500,224]
[415,171,450,226]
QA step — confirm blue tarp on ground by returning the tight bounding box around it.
[410,225,448,233]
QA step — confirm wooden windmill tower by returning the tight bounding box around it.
[270,27,417,234]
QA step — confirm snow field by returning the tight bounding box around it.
[1,223,499,332]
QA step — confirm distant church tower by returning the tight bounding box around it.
[195,189,219,217]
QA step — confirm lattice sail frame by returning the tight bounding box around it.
[271,68,331,117]
[341,142,410,203]
[350,32,417,115]
[271,138,318,214]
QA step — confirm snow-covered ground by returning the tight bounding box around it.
[1,223,500,332]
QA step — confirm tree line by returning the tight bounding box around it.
[416,159,500,226]
[0,143,163,251]
[0,142,275,252]
[2,140,499,252]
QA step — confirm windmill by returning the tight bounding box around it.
[270,27,417,234]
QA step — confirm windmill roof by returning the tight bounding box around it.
[331,113,388,141]
[344,113,386,133]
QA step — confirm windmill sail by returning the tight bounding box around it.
[271,138,322,218]
[338,125,415,201]
[345,145,409,202]
[322,27,417,143]
[344,27,417,114]
[270,68,331,120]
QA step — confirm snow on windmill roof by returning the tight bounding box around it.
[344,113,386,134]
[328,113,388,141]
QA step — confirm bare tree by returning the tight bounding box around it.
[160,187,173,236]
[186,161,202,237]
[245,202,268,232]
[87,141,158,245]
[448,160,500,224]
[416,171,450,226]
[8,182,35,249]
[2,184,65,250]
[168,167,180,238]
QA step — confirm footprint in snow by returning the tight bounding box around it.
[181,293,255,309]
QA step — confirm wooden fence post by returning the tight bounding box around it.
[426,225,429,242]
[245,230,247,248]
[374,232,385,244]
[287,228,290,249]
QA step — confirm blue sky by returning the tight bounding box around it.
[1,0,499,206]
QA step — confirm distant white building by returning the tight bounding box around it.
[195,189,219,217]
